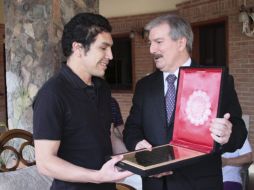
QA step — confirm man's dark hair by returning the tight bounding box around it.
[62,13,112,57]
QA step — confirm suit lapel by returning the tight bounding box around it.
[149,71,169,138]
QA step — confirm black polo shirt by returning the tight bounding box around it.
[33,64,115,190]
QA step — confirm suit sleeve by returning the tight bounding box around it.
[123,80,146,151]
[220,73,247,153]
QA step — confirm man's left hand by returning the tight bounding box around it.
[210,113,232,145]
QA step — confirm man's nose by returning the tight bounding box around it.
[150,43,157,54]
[106,48,113,60]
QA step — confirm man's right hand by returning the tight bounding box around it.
[96,155,133,183]
[135,139,152,150]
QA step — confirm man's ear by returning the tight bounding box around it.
[177,37,187,51]
[72,42,83,57]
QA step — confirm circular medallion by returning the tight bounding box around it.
[185,90,211,126]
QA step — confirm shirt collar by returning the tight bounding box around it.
[60,64,100,89]
[163,58,191,81]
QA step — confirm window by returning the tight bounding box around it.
[192,18,227,66]
[105,35,133,91]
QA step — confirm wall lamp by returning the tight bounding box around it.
[129,28,149,40]
[239,4,254,37]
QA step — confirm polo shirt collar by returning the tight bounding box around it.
[61,64,101,89]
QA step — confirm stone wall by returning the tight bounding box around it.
[0,24,6,128]
[4,0,98,132]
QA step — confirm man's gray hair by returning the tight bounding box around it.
[145,14,193,54]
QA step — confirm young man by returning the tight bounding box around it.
[123,14,247,190]
[33,13,132,190]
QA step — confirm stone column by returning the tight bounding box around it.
[4,0,98,132]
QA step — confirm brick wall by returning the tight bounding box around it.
[109,0,254,149]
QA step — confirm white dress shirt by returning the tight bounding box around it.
[222,139,252,184]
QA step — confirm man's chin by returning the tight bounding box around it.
[155,62,164,70]
[95,70,106,78]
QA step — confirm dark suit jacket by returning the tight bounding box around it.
[123,62,247,190]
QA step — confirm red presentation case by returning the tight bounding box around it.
[116,67,224,176]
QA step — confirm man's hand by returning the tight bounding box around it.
[210,113,232,145]
[97,155,133,183]
[135,140,172,178]
[135,139,152,150]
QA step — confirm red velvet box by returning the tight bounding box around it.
[116,67,224,176]
[171,67,223,153]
